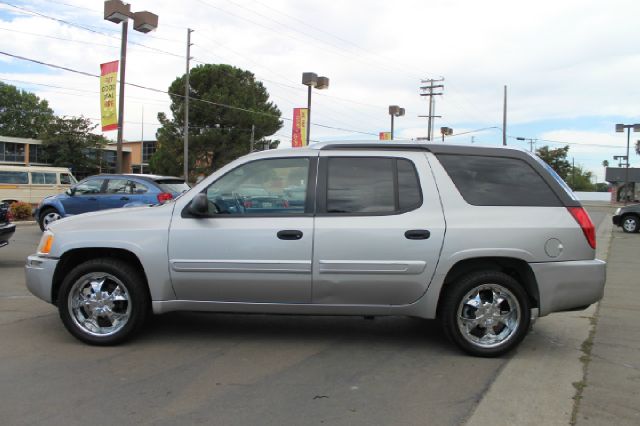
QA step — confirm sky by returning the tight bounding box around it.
[1,0,640,182]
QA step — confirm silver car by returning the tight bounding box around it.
[25,142,606,357]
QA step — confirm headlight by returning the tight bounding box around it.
[615,208,621,215]
[37,230,55,255]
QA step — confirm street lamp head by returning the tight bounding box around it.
[302,72,318,87]
[389,105,399,115]
[398,107,405,117]
[634,124,640,132]
[615,124,625,133]
[516,137,526,141]
[104,0,131,24]
[133,11,158,33]
[316,76,329,90]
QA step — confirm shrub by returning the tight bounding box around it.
[10,201,33,220]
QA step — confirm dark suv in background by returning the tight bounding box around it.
[613,204,640,232]
[34,174,189,230]
[0,201,16,248]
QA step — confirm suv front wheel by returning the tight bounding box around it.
[58,258,149,345]
[440,271,531,357]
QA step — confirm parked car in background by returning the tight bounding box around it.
[0,165,76,204]
[34,174,189,230]
[26,142,606,357]
[612,204,640,232]
[0,201,16,248]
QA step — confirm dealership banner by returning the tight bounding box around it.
[100,61,119,132]
[379,132,391,140]
[292,108,309,148]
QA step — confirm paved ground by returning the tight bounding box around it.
[0,206,635,426]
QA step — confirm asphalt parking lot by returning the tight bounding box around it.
[0,206,614,425]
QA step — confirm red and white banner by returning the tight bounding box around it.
[292,108,309,148]
[100,61,119,132]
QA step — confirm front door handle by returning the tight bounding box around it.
[405,229,430,240]
[277,230,303,240]
[88,197,98,201]
[120,196,130,201]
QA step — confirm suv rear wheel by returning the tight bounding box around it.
[58,258,149,345]
[622,215,639,233]
[440,271,531,357]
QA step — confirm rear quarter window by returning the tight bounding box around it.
[437,154,561,207]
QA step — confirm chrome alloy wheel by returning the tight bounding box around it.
[67,272,131,337]
[456,284,521,349]
[42,211,61,228]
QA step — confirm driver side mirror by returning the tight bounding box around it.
[66,188,76,196]
[189,193,211,217]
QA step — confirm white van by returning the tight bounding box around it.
[0,165,77,204]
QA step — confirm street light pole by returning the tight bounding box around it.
[388,105,405,140]
[116,19,128,174]
[104,0,158,173]
[302,72,329,146]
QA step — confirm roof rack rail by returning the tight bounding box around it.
[319,143,432,151]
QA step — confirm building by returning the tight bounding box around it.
[0,135,140,179]
[605,167,640,203]
[106,140,157,174]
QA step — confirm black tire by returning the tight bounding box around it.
[38,207,61,231]
[440,271,531,357]
[58,258,150,345]
[621,215,639,233]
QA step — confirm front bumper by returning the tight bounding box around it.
[530,259,606,316]
[25,255,59,304]
[612,215,621,226]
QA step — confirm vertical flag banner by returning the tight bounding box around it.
[379,132,392,140]
[292,108,309,148]
[100,61,119,132]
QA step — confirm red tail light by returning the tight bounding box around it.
[243,200,253,208]
[157,192,173,203]
[568,207,596,249]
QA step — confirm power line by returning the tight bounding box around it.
[0,50,378,137]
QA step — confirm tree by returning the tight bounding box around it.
[150,64,282,179]
[40,116,108,176]
[536,145,571,180]
[0,82,54,138]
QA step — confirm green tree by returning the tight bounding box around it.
[536,145,571,180]
[567,164,595,191]
[150,64,282,179]
[0,82,54,138]
[40,116,107,175]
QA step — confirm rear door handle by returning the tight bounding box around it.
[277,230,303,240]
[405,229,430,240]
[88,197,98,201]
[120,196,130,201]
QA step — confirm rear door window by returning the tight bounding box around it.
[323,157,422,214]
[437,154,561,206]
[31,172,57,184]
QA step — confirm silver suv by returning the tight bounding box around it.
[25,142,606,357]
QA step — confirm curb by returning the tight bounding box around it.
[13,221,37,226]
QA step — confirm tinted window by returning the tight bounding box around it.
[106,179,130,194]
[437,154,561,206]
[205,158,309,215]
[325,158,422,214]
[0,171,28,184]
[130,181,149,194]
[74,178,105,195]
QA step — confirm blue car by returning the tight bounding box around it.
[34,174,190,230]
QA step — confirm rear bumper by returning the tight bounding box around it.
[530,259,606,316]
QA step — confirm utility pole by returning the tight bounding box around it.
[183,28,193,182]
[419,78,444,141]
[502,85,507,146]
[250,124,255,153]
